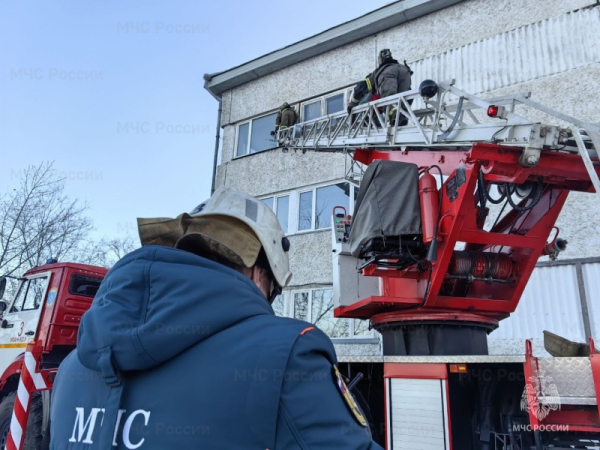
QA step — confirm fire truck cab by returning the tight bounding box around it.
[0,261,107,450]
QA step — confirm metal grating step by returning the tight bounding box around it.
[537,357,596,405]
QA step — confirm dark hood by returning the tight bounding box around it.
[76,245,272,373]
[378,58,400,69]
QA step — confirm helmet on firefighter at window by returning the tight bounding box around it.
[419,79,439,101]
[378,48,393,66]
[280,102,290,111]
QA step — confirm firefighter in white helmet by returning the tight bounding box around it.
[50,187,381,449]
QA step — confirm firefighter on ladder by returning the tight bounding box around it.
[347,48,413,125]
[271,102,298,136]
[49,187,381,449]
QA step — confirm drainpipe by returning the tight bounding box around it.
[204,73,222,194]
[211,97,222,194]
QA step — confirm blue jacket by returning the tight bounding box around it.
[50,246,381,449]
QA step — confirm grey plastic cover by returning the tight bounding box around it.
[349,160,422,257]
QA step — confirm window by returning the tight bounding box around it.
[326,94,344,115]
[292,288,370,339]
[9,282,28,313]
[236,123,250,157]
[276,196,289,234]
[353,319,371,336]
[298,191,313,231]
[250,113,277,153]
[236,91,346,156]
[260,181,357,235]
[25,278,47,310]
[261,194,290,234]
[293,292,309,322]
[271,295,285,317]
[316,183,351,229]
[326,93,345,127]
[298,182,353,231]
[69,274,103,298]
[301,90,347,122]
[235,113,277,157]
[303,101,321,122]
[310,289,348,338]
[10,277,48,313]
[261,197,274,210]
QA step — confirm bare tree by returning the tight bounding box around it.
[0,162,93,276]
[78,235,138,269]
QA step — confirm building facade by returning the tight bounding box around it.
[204,0,600,356]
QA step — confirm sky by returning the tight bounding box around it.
[0,0,392,243]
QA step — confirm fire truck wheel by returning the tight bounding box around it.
[22,393,46,450]
[0,392,17,450]
[0,392,47,450]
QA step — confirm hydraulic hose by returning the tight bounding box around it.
[506,179,543,212]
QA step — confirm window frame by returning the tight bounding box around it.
[324,92,345,116]
[302,100,322,123]
[296,181,358,233]
[271,293,286,317]
[7,272,51,313]
[289,287,374,339]
[68,274,103,298]
[9,280,29,314]
[260,193,291,235]
[234,89,348,157]
[300,89,347,122]
[234,111,278,158]
[297,190,314,232]
[234,120,251,158]
[260,180,358,236]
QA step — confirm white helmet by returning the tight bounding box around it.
[185,187,292,288]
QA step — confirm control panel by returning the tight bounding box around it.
[333,206,351,244]
[331,206,380,308]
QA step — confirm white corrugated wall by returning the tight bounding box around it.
[489,261,600,355]
[412,7,600,94]
[582,262,600,339]
[492,265,585,341]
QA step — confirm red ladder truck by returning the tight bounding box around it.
[0,261,107,450]
[280,80,600,449]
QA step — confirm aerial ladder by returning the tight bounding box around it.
[279,80,600,446]
[277,78,600,342]
[277,80,600,196]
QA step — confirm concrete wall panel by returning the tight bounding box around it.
[219,90,233,126]
[220,125,235,164]
[287,231,333,287]
[216,149,349,196]
[226,37,376,125]
[214,163,227,189]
